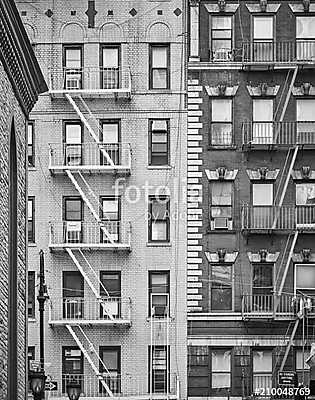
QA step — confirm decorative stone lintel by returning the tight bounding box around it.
[246,3,281,13]
[205,168,238,181]
[246,168,280,181]
[247,251,280,263]
[292,252,315,263]
[206,251,239,263]
[246,85,280,97]
[289,3,315,13]
[292,84,315,96]
[205,85,239,97]
[204,3,240,13]
[292,168,315,180]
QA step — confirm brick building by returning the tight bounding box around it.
[187,0,315,398]
[18,1,187,399]
[0,1,47,399]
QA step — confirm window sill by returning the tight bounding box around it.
[28,243,37,247]
[147,242,172,247]
[147,165,172,170]
[28,318,36,323]
[28,167,36,171]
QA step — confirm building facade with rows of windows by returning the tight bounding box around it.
[19,1,187,399]
[187,0,315,398]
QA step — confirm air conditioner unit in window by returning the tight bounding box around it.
[151,293,169,318]
[213,217,229,229]
[213,49,232,62]
[65,71,81,90]
[66,221,82,243]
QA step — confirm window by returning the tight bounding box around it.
[211,349,231,390]
[211,99,232,146]
[100,120,120,165]
[149,345,169,393]
[296,17,315,61]
[62,347,83,393]
[295,264,315,297]
[99,347,121,394]
[252,264,273,312]
[149,119,170,166]
[100,196,120,243]
[63,46,83,89]
[210,182,232,230]
[28,347,35,371]
[149,271,170,317]
[28,197,35,243]
[28,122,35,167]
[28,271,35,319]
[210,16,233,61]
[296,349,310,386]
[63,197,83,243]
[252,184,273,229]
[100,272,121,318]
[295,183,315,227]
[149,45,170,89]
[101,46,120,89]
[252,99,273,144]
[252,184,273,206]
[210,265,232,311]
[62,271,84,319]
[253,16,274,62]
[296,99,315,143]
[252,349,272,393]
[148,196,170,242]
[64,122,82,166]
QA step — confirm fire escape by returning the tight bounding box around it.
[240,32,315,385]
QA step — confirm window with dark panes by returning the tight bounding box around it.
[62,347,83,393]
[149,271,170,317]
[28,346,36,391]
[100,272,121,318]
[149,119,170,166]
[100,196,120,243]
[99,347,121,394]
[296,17,315,61]
[100,120,120,165]
[188,347,209,397]
[211,182,232,229]
[64,122,82,166]
[210,264,232,311]
[149,196,170,242]
[149,345,169,393]
[28,271,35,319]
[211,99,232,146]
[28,122,35,167]
[101,46,120,89]
[252,264,273,312]
[252,349,272,393]
[210,16,233,61]
[62,271,84,319]
[211,349,231,390]
[63,46,83,89]
[28,197,35,243]
[253,16,274,62]
[150,45,170,89]
[63,197,83,243]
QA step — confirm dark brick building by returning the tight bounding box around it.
[0,1,46,398]
[187,0,315,398]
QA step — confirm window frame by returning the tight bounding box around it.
[28,197,35,243]
[100,44,121,89]
[149,44,170,90]
[209,348,232,392]
[209,264,233,312]
[148,271,170,317]
[294,263,315,295]
[209,15,233,62]
[63,45,83,89]
[63,196,83,222]
[251,183,274,206]
[100,271,121,298]
[148,195,170,242]
[210,181,234,230]
[99,119,121,165]
[252,263,274,295]
[63,121,83,166]
[99,196,121,243]
[62,346,84,393]
[252,348,273,394]
[210,98,233,147]
[149,119,170,166]
[28,271,36,319]
[252,15,275,62]
[28,121,35,167]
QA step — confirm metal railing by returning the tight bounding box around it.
[49,142,131,171]
[242,294,295,319]
[49,222,131,247]
[49,67,131,93]
[48,297,132,323]
[242,40,315,64]
[242,121,315,147]
[242,205,315,231]
[253,374,272,395]
[48,373,179,398]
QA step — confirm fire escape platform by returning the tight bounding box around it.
[49,394,178,400]
[48,319,131,327]
[49,88,131,99]
[49,243,131,252]
[49,165,131,175]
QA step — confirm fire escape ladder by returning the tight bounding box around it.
[279,317,300,372]
[66,324,114,397]
[66,248,115,321]
[65,170,115,244]
[65,93,114,166]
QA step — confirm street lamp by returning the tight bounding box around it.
[29,370,46,400]
[66,380,81,400]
